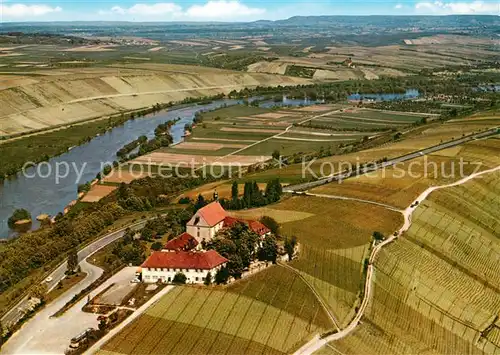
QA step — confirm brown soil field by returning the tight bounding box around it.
[131,152,271,166]
[293,105,337,112]
[251,112,291,119]
[228,207,315,224]
[81,184,117,202]
[0,64,310,136]
[220,127,283,133]
[103,170,151,184]
[247,61,288,75]
[64,45,117,52]
[191,137,257,143]
[172,142,247,151]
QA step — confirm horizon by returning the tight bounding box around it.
[1,0,499,22]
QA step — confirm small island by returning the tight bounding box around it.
[8,208,32,230]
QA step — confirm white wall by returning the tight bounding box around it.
[142,264,225,284]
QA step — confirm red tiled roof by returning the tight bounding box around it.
[164,232,198,251]
[223,216,270,236]
[196,201,227,226]
[141,250,228,270]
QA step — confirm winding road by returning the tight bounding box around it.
[1,220,147,329]
[294,164,500,355]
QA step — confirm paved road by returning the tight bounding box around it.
[284,127,500,193]
[1,221,147,329]
[294,164,500,355]
[2,267,137,355]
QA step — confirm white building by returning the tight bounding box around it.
[186,201,227,244]
[141,250,228,284]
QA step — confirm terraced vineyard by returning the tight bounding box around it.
[321,169,500,354]
[100,266,333,355]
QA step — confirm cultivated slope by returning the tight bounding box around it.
[0,65,309,136]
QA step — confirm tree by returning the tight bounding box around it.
[259,216,280,236]
[194,194,207,212]
[215,266,230,285]
[272,150,280,161]
[258,235,278,263]
[173,272,187,284]
[30,283,47,302]
[7,208,31,228]
[151,242,163,251]
[372,231,385,241]
[66,249,78,275]
[284,236,297,261]
[204,271,212,286]
[231,181,238,201]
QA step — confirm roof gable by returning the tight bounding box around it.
[196,201,227,226]
[164,232,198,251]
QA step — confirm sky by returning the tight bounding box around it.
[0,0,499,22]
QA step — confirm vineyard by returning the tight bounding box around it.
[290,244,370,327]
[100,266,333,355]
[322,168,500,354]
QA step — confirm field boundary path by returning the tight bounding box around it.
[278,263,341,332]
[294,163,500,355]
[295,192,403,212]
[212,109,343,163]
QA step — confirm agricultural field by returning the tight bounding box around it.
[225,195,402,328]
[131,104,437,173]
[310,136,500,209]
[129,104,342,169]
[0,64,309,137]
[99,266,334,355]
[323,168,500,354]
[241,109,500,184]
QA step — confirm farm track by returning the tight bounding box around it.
[212,109,343,163]
[294,163,500,355]
[278,263,341,332]
[297,192,403,212]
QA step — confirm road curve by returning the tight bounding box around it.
[1,220,147,328]
[294,164,500,355]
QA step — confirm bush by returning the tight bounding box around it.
[151,242,163,251]
[173,272,187,284]
[259,216,280,236]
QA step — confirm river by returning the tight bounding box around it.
[0,97,318,238]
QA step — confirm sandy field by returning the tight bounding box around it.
[148,47,164,52]
[64,45,117,52]
[228,208,315,223]
[220,127,283,133]
[103,170,151,184]
[247,61,288,75]
[81,185,117,202]
[191,137,257,143]
[169,40,207,46]
[172,142,247,150]
[131,152,271,166]
[293,105,336,112]
[252,112,292,119]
